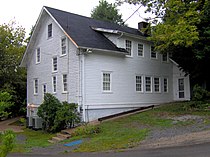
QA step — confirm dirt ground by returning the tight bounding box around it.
[0,117,24,133]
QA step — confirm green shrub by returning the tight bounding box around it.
[53,102,80,132]
[192,84,209,101]
[73,125,101,137]
[38,94,80,133]
[0,130,16,157]
[0,92,14,120]
[37,93,62,132]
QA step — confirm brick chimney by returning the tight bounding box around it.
[138,21,150,35]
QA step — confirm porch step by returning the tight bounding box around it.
[56,133,71,139]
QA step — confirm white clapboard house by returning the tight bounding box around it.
[20,6,190,125]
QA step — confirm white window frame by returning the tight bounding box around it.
[42,84,47,98]
[36,48,41,64]
[34,79,38,95]
[163,77,169,93]
[125,40,132,57]
[52,76,57,93]
[162,53,168,62]
[154,77,161,93]
[62,74,68,93]
[48,23,52,38]
[52,57,58,72]
[150,46,157,59]
[61,37,67,56]
[102,72,112,93]
[137,43,144,57]
[136,75,143,92]
[145,76,152,93]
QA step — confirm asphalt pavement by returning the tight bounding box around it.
[9,142,210,157]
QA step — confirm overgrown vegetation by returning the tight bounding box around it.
[0,92,14,120]
[37,93,80,133]
[0,130,16,157]
[0,22,27,117]
[192,84,210,101]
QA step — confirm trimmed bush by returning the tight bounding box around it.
[38,93,80,133]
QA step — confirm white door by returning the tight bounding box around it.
[178,78,185,99]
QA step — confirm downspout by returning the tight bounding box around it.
[78,49,86,122]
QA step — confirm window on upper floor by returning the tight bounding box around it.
[151,46,157,59]
[102,72,111,92]
[145,76,152,92]
[62,74,68,92]
[61,37,67,55]
[125,40,132,56]
[163,78,168,93]
[36,48,41,64]
[154,77,161,93]
[52,57,58,72]
[48,23,52,38]
[137,43,144,57]
[52,76,57,93]
[34,79,38,95]
[162,53,168,62]
[136,75,143,92]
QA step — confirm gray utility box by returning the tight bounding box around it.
[32,117,43,130]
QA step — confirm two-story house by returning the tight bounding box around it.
[20,6,190,124]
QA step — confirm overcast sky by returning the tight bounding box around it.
[0,0,149,36]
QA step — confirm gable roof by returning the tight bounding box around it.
[21,6,146,67]
[45,6,145,50]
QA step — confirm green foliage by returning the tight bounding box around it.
[53,102,80,132]
[38,94,80,133]
[91,0,124,25]
[73,125,101,137]
[192,84,210,101]
[37,93,62,132]
[0,21,26,117]
[0,130,16,157]
[0,92,14,119]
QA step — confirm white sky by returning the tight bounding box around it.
[0,0,149,37]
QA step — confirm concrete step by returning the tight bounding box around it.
[48,139,56,143]
[52,136,65,142]
[56,133,71,139]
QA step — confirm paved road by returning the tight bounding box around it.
[9,142,210,157]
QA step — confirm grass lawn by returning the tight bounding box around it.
[70,101,210,152]
[13,129,55,153]
[12,101,210,153]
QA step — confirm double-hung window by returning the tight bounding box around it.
[125,40,132,56]
[61,37,67,55]
[42,84,47,97]
[145,76,152,92]
[52,76,57,93]
[154,77,161,92]
[162,53,168,62]
[62,74,68,92]
[36,48,41,63]
[151,46,157,59]
[138,43,144,57]
[34,79,38,95]
[102,72,111,92]
[48,23,52,38]
[52,57,58,72]
[136,75,143,92]
[163,78,168,93]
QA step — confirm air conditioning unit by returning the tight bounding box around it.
[27,116,33,128]
[32,117,43,130]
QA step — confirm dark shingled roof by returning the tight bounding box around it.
[45,6,144,53]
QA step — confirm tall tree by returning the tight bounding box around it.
[91,0,124,25]
[0,21,26,116]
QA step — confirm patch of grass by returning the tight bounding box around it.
[13,129,55,153]
[74,121,148,152]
